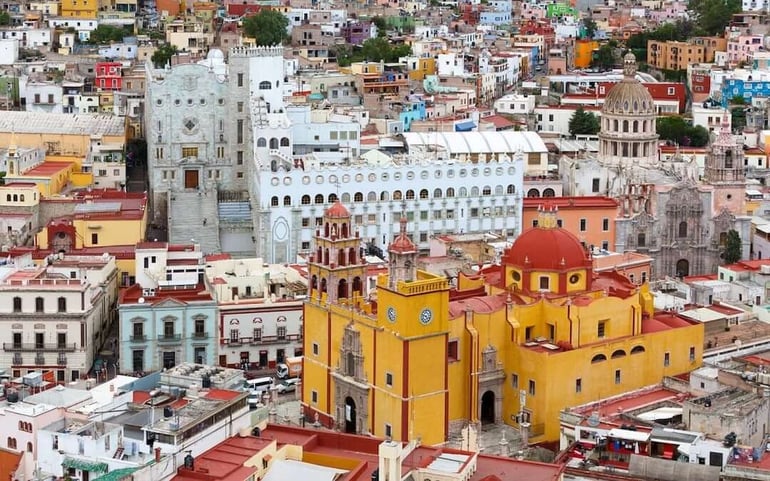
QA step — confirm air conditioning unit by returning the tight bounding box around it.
[142,288,155,297]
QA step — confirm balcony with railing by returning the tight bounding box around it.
[130,334,146,342]
[4,343,77,352]
[57,353,67,365]
[192,331,209,340]
[12,353,22,365]
[35,354,45,365]
[157,334,181,343]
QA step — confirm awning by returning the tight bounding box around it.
[454,121,476,132]
[62,458,108,473]
[92,468,137,481]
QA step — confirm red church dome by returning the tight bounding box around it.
[325,200,350,219]
[503,224,590,271]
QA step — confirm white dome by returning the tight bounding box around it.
[207,49,224,60]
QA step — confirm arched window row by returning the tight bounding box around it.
[293,185,518,208]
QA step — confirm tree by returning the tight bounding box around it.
[88,25,128,44]
[656,116,710,147]
[568,107,600,136]
[0,11,10,26]
[731,106,747,132]
[722,229,742,264]
[242,9,289,46]
[360,37,411,63]
[583,18,597,39]
[689,0,741,35]
[151,43,178,68]
[591,44,615,71]
[371,16,387,37]
[331,44,354,67]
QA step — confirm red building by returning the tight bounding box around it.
[95,61,123,91]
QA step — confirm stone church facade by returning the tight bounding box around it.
[562,53,750,279]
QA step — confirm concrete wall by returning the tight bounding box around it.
[629,454,720,481]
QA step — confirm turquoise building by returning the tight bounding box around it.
[118,286,219,374]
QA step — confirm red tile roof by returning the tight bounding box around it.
[23,161,73,177]
[119,283,213,304]
[171,435,266,481]
[0,448,22,481]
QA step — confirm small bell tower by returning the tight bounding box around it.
[704,110,746,214]
[307,201,365,304]
[388,216,417,289]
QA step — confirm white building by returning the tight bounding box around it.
[20,78,63,114]
[0,28,52,49]
[535,104,602,134]
[494,93,536,116]
[205,256,307,369]
[436,53,466,77]
[0,38,18,65]
[46,18,98,42]
[0,252,118,382]
[143,46,532,263]
[691,105,732,133]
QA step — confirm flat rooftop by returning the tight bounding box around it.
[0,111,125,137]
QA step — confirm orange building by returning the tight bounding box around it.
[573,39,599,69]
[522,196,619,252]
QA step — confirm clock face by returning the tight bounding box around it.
[387,307,397,323]
[419,308,433,326]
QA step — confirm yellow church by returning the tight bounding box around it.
[301,202,704,445]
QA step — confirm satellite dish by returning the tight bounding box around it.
[138,297,145,304]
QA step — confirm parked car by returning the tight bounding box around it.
[277,378,300,394]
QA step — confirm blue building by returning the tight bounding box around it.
[399,98,427,132]
[118,243,218,374]
[721,77,770,106]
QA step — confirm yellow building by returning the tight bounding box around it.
[406,56,437,81]
[303,205,704,444]
[647,38,725,71]
[61,0,98,17]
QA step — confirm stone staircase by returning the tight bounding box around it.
[168,190,221,254]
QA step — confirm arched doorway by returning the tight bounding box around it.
[481,391,495,424]
[676,259,690,277]
[344,396,356,433]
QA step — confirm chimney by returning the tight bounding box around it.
[154,447,161,463]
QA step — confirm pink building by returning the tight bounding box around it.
[727,35,764,64]
[647,1,688,23]
[0,401,64,480]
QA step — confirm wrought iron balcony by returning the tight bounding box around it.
[192,331,209,339]
[35,354,45,365]
[130,335,147,342]
[157,334,181,343]
[57,354,67,365]
[12,353,22,365]
[4,343,77,352]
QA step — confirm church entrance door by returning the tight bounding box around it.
[344,397,356,433]
[676,259,690,277]
[184,169,199,189]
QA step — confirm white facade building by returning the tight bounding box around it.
[0,253,118,382]
[535,105,602,134]
[494,93,536,116]
[0,39,18,65]
[0,28,52,49]
[205,257,306,369]
[691,105,732,133]
[21,79,63,114]
[46,18,98,42]
[436,53,466,77]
